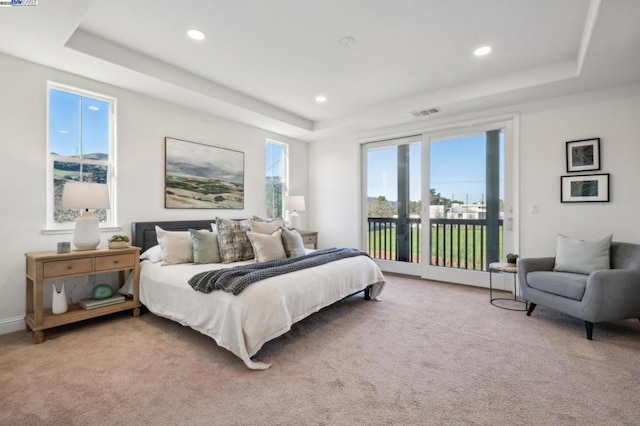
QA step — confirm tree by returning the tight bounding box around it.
[368,195,395,217]
[265,178,284,218]
[409,200,422,215]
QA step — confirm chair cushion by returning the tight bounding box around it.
[526,271,588,301]
[553,234,611,274]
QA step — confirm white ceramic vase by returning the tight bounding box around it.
[52,282,68,314]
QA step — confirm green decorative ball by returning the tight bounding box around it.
[92,284,114,300]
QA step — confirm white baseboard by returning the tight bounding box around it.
[0,316,26,335]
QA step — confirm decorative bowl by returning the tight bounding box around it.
[108,241,130,249]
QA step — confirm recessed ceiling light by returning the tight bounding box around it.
[187,29,206,41]
[474,46,492,56]
[315,95,327,103]
[88,106,99,111]
[339,36,356,47]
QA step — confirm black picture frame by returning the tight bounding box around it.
[566,138,600,173]
[560,173,609,203]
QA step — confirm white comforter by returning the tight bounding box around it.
[139,254,385,369]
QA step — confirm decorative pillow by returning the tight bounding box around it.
[155,226,194,265]
[280,226,306,258]
[251,218,284,235]
[246,230,287,263]
[554,234,612,275]
[190,228,221,264]
[140,245,162,263]
[216,218,254,263]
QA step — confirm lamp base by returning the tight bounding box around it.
[73,211,100,250]
[289,211,301,230]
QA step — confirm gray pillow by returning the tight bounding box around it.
[215,218,254,263]
[280,226,306,258]
[554,234,612,275]
[189,228,221,264]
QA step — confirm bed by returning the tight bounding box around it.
[131,220,385,370]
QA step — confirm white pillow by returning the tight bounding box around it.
[251,218,284,235]
[554,234,612,275]
[155,225,194,265]
[246,230,286,263]
[140,245,162,263]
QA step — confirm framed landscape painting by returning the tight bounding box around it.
[560,173,609,203]
[566,138,600,173]
[165,137,244,209]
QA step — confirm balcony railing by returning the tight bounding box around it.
[367,217,504,271]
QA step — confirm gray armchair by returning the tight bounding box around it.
[518,242,640,339]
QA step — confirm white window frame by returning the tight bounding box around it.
[45,82,118,232]
[265,139,289,219]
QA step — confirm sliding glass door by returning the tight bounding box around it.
[362,136,422,276]
[362,118,517,287]
[421,122,515,286]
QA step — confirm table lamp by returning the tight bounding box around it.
[62,182,110,250]
[284,195,305,229]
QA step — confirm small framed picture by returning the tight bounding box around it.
[566,138,600,173]
[561,173,609,203]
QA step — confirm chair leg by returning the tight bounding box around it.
[585,321,594,340]
[526,303,537,316]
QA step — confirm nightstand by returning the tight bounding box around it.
[297,230,318,249]
[24,246,141,343]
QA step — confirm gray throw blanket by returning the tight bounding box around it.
[188,247,369,296]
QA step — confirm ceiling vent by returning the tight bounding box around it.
[410,107,441,118]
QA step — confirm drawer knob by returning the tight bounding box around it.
[113,260,119,264]
[67,265,73,270]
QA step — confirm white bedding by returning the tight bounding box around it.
[139,253,385,369]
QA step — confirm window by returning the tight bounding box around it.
[265,140,288,219]
[47,83,116,229]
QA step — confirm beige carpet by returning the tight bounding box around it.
[1,274,639,426]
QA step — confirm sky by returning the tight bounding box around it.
[367,133,504,204]
[49,89,109,157]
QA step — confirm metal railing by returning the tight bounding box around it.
[367,217,503,271]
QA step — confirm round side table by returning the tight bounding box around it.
[489,262,528,311]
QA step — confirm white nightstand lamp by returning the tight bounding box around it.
[62,182,110,250]
[285,195,305,229]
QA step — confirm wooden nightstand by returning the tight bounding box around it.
[297,230,318,249]
[24,246,141,343]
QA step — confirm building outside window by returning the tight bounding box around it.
[47,82,116,229]
[265,140,288,219]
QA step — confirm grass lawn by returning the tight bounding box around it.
[368,225,503,270]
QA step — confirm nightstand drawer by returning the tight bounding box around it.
[95,253,136,271]
[43,258,94,278]
[302,235,316,245]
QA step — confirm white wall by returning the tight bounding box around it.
[518,85,640,256]
[0,53,308,334]
[310,83,640,260]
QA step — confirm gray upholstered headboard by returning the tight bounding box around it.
[131,220,217,252]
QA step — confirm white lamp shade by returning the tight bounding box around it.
[62,182,110,210]
[284,195,305,212]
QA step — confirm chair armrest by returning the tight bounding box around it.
[518,257,555,274]
[582,268,640,321]
[517,257,555,297]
